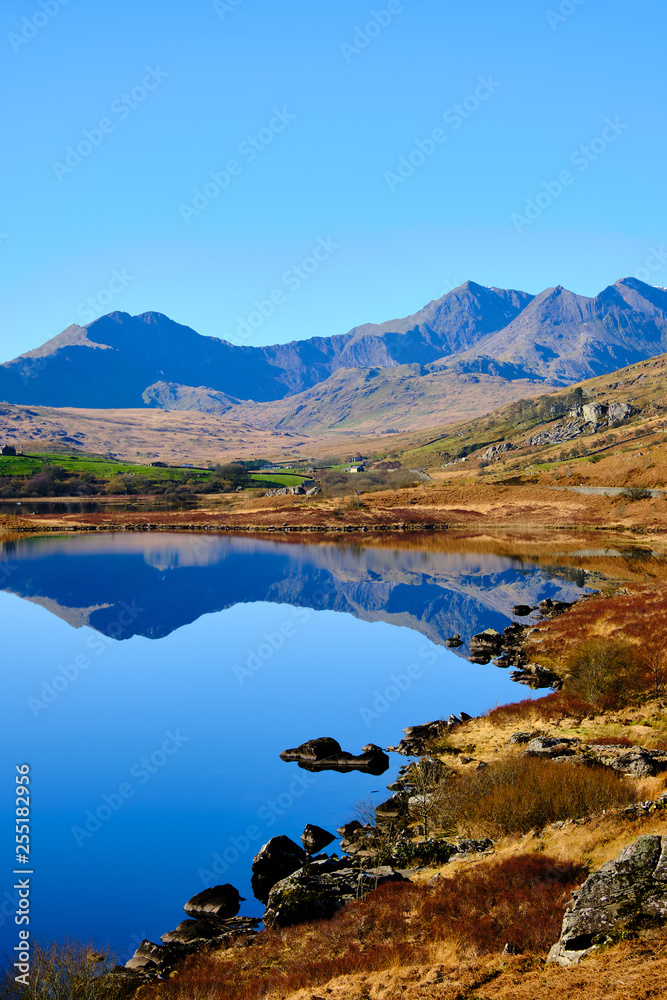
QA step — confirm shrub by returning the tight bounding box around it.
[416,854,587,956]
[622,486,653,501]
[431,755,634,838]
[566,638,643,706]
[1,940,121,1000]
[486,691,596,726]
[392,838,457,867]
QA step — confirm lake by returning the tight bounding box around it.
[0,532,592,962]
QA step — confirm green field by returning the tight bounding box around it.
[250,473,309,488]
[0,453,317,494]
[0,452,211,481]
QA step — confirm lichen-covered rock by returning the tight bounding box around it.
[525,736,579,757]
[263,859,408,929]
[584,744,667,778]
[548,835,667,966]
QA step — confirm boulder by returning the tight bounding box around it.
[470,628,504,655]
[584,744,667,778]
[507,731,535,745]
[511,664,563,689]
[445,635,463,647]
[161,916,260,947]
[549,835,667,966]
[526,736,579,756]
[280,738,389,775]
[388,720,448,756]
[608,401,634,423]
[336,819,363,839]
[280,737,342,762]
[375,792,409,822]
[126,940,183,974]
[251,835,307,904]
[539,598,572,615]
[160,919,225,946]
[455,837,494,855]
[263,859,408,929]
[301,823,336,855]
[512,605,533,617]
[184,884,244,920]
[583,402,607,424]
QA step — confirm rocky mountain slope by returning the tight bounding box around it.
[2,279,667,427]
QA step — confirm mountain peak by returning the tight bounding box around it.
[2,277,667,412]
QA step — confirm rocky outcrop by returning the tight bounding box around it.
[549,835,667,966]
[387,716,476,756]
[263,858,409,929]
[524,737,667,776]
[527,419,584,447]
[160,917,259,946]
[280,737,389,775]
[482,441,515,461]
[183,883,244,920]
[251,835,308,903]
[586,744,667,777]
[264,486,307,496]
[302,823,336,855]
[122,915,260,981]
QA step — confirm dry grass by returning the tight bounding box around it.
[432,756,635,839]
[282,935,667,999]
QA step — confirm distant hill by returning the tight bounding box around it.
[1,278,667,439]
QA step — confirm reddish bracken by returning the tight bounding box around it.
[140,856,585,1000]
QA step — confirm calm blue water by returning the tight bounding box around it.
[0,533,591,961]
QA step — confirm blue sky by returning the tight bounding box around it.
[1,0,665,359]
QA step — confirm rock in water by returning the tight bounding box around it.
[548,835,667,966]
[301,824,336,855]
[251,835,307,903]
[280,737,343,762]
[184,884,244,919]
[280,737,389,775]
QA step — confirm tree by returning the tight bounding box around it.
[566,639,642,706]
[407,758,449,839]
[643,649,667,701]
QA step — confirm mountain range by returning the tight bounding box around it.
[2,277,667,434]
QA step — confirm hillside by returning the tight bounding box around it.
[143,365,547,434]
[403,349,667,483]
